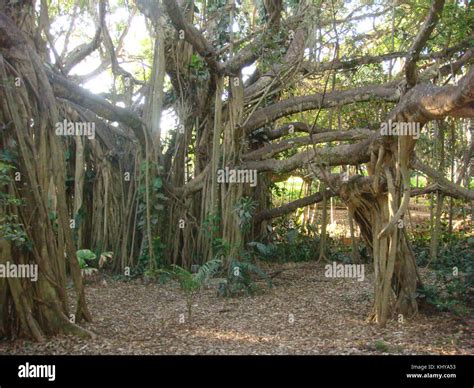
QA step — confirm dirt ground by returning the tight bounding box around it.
[1,261,472,355]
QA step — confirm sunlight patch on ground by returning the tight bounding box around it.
[192,328,275,345]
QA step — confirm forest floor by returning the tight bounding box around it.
[1,261,472,355]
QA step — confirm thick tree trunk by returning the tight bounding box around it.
[0,7,94,339]
[341,172,420,326]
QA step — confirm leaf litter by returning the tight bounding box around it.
[1,262,471,355]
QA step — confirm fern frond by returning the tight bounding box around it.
[230,259,272,287]
[193,258,222,284]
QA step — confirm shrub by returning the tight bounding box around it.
[227,257,272,295]
[166,259,222,320]
[248,220,320,263]
[414,233,473,316]
[374,340,389,352]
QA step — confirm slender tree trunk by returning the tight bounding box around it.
[348,210,360,263]
[430,121,445,260]
[319,183,328,262]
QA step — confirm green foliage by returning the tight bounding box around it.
[136,161,166,269]
[374,340,389,352]
[414,233,473,316]
[227,256,271,296]
[0,157,29,249]
[233,197,257,233]
[328,237,370,264]
[152,236,166,267]
[247,241,278,257]
[192,259,223,285]
[76,249,96,269]
[271,180,303,204]
[167,259,223,319]
[202,213,220,238]
[189,54,208,80]
[269,182,288,198]
[207,0,231,47]
[138,236,166,273]
[152,176,163,191]
[201,213,231,259]
[249,213,371,265]
[76,249,113,270]
[0,215,29,247]
[0,161,14,186]
[250,217,320,263]
[200,212,272,296]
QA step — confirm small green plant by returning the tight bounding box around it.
[167,259,222,320]
[76,249,96,269]
[374,340,389,352]
[202,213,230,257]
[248,219,320,263]
[247,241,278,258]
[76,249,113,270]
[233,197,257,234]
[227,257,272,295]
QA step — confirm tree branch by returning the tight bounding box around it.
[242,138,373,173]
[243,128,372,161]
[62,0,105,74]
[302,41,469,75]
[46,68,148,151]
[254,189,335,223]
[242,85,399,134]
[405,0,445,87]
[391,66,474,123]
[163,0,222,74]
[412,157,474,200]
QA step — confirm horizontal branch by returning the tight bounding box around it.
[391,66,474,123]
[420,46,474,82]
[242,138,373,173]
[243,128,373,161]
[174,164,210,197]
[254,189,335,223]
[302,41,469,75]
[242,85,399,134]
[412,158,474,201]
[46,68,148,151]
[411,183,473,200]
[266,122,312,139]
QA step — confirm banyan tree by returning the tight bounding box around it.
[0,0,473,339]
